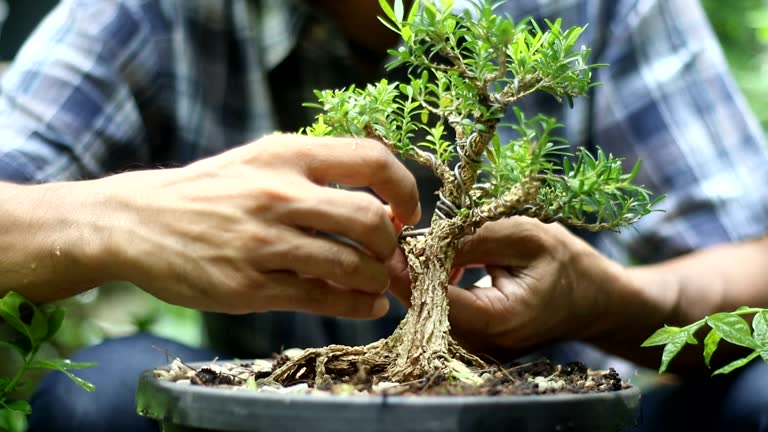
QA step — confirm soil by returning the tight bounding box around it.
[154,351,629,397]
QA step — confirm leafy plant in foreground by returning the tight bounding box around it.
[643,307,768,375]
[268,0,661,386]
[0,292,95,432]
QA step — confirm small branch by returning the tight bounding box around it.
[2,346,38,396]
[469,178,628,234]
[469,183,531,230]
[492,78,546,106]
[410,147,456,190]
[363,126,454,189]
[483,49,507,86]
[415,94,462,120]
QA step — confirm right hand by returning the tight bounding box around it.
[87,134,420,317]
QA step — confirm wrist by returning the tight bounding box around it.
[571,245,679,344]
[0,180,116,301]
[580,258,686,366]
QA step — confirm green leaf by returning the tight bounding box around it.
[703,329,722,368]
[3,400,31,415]
[0,341,25,358]
[406,0,420,24]
[642,325,684,347]
[246,376,258,391]
[30,358,97,371]
[401,26,413,42]
[44,307,66,341]
[707,313,760,349]
[0,292,49,346]
[753,310,768,347]
[393,0,404,22]
[759,347,768,365]
[0,407,27,432]
[30,359,96,392]
[627,160,641,182]
[378,0,397,23]
[447,359,483,385]
[658,333,688,374]
[712,351,760,376]
[0,292,32,340]
[753,310,768,363]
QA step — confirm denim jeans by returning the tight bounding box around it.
[28,334,768,431]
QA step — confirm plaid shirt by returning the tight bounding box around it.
[2,0,766,263]
[1,0,768,354]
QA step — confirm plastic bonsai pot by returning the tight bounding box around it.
[136,364,641,432]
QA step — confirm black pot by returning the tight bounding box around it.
[136,364,641,432]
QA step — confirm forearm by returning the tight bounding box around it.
[0,181,111,302]
[640,236,768,324]
[589,236,768,374]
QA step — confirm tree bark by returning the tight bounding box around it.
[383,218,462,381]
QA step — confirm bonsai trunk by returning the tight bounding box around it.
[383,231,454,380]
[268,217,486,386]
[380,217,484,381]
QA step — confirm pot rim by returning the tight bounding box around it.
[137,364,642,432]
[138,367,641,404]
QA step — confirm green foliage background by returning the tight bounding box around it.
[702,0,768,130]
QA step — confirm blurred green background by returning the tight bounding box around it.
[0,0,767,384]
[701,0,768,129]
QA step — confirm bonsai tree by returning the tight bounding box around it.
[268,0,660,386]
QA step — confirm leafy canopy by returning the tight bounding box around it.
[305,0,660,231]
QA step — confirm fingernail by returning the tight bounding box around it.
[410,203,422,225]
[371,295,390,317]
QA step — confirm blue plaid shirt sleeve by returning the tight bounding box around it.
[0,0,169,182]
[586,0,768,263]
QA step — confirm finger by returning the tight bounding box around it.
[446,284,497,335]
[384,204,405,233]
[386,248,412,307]
[453,218,552,268]
[449,267,465,285]
[261,272,391,319]
[446,267,516,334]
[283,186,398,260]
[275,135,421,226]
[256,226,390,294]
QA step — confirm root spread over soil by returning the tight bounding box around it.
[155,353,629,397]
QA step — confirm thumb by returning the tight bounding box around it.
[453,223,509,268]
[454,218,548,268]
[447,267,514,333]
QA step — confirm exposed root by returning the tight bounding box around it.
[269,340,387,387]
[267,335,488,389]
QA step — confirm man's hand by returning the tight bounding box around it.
[2,134,420,318]
[389,217,639,358]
